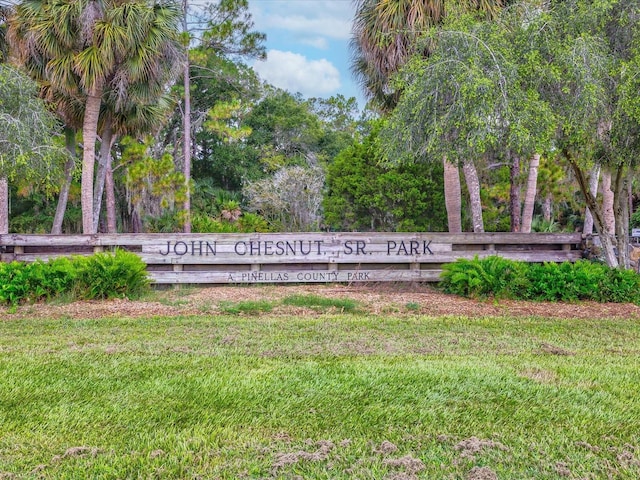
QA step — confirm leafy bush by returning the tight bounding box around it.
[74,250,149,300]
[192,212,271,233]
[0,250,148,306]
[600,268,640,304]
[524,260,608,302]
[0,262,34,305]
[441,256,640,304]
[439,256,529,298]
[0,258,77,306]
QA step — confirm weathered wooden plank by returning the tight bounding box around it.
[2,248,581,266]
[0,234,99,247]
[140,239,453,255]
[1,253,93,262]
[0,232,583,247]
[148,269,443,284]
[140,250,580,265]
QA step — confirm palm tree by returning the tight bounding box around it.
[94,91,175,232]
[351,0,504,111]
[351,0,504,233]
[9,0,182,234]
[520,153,540,233]
[0,3,9,62]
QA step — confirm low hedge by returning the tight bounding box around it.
[0,250,149,306]
[440,256,640,304]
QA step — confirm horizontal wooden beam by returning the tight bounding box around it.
[148,269,444,284]
[0,232,583,247]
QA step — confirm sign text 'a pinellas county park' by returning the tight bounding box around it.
[158,238,436,257]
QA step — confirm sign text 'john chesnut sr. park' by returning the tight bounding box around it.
[158,238,435,257]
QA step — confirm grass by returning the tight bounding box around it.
[0,313,639,478]
[281,294,360,312]
[218,299,275,314]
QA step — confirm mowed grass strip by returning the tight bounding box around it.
[0,314,639,479]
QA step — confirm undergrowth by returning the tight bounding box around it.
[440,256,640,303]
[0,250,149,306]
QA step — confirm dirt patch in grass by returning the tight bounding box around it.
[271,440,335,470]
[383,455,425,474]
[454,437,509,462]
[539,343,576,356]
[375,441,399,455]
[467,466,498,480]
[3,283,640,320]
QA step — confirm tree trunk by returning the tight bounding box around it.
[105,154,117,233]
[443,157,462,233]
[521,153,540,233]
[92,117,113,233]
[542,194,552,223]
[182,1,192,233]
[602,170,615,234]
[567,154,618,267]
[51,127,76,234]
[462,160,484,233]
[0,177,8,234]
[81,91,102,234]
[510,153,521,232]
[583,163,601,235]
[613,166,630,269]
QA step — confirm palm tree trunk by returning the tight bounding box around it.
[105,154,117,233]
[521,153,540,233]
[510,152,521,232]
[182,0,191,233]
[92,117,113,233]
[0,176,8,234]
[443,157,462,233]
[462,160,484,233]
[81,91,102,234]
[51,127,76,234]
[583,163,600,235]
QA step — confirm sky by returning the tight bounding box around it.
[247,0,364,107]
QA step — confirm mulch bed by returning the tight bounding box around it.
[3,283,640,320]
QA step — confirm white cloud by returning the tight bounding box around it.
[253,49,341,97]
[261,13,351,40]
[250,1,354,41]
[300,36,329,50]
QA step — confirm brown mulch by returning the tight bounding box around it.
[2,283,640,320]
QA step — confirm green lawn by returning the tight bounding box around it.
[0,313,639,479]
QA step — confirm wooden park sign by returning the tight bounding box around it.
[0,232,583,284]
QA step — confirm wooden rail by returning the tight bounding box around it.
[0,232,583,284]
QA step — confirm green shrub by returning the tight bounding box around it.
[0,262,33,305]
[40,257,78,298]
[441,256,640,304]
[601,268,640,304]
[0,258,78,306]
[524,262,574,302]
[74,250,149,300]
[440,256,529,298]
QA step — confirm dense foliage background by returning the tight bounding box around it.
[1,0,640,269]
